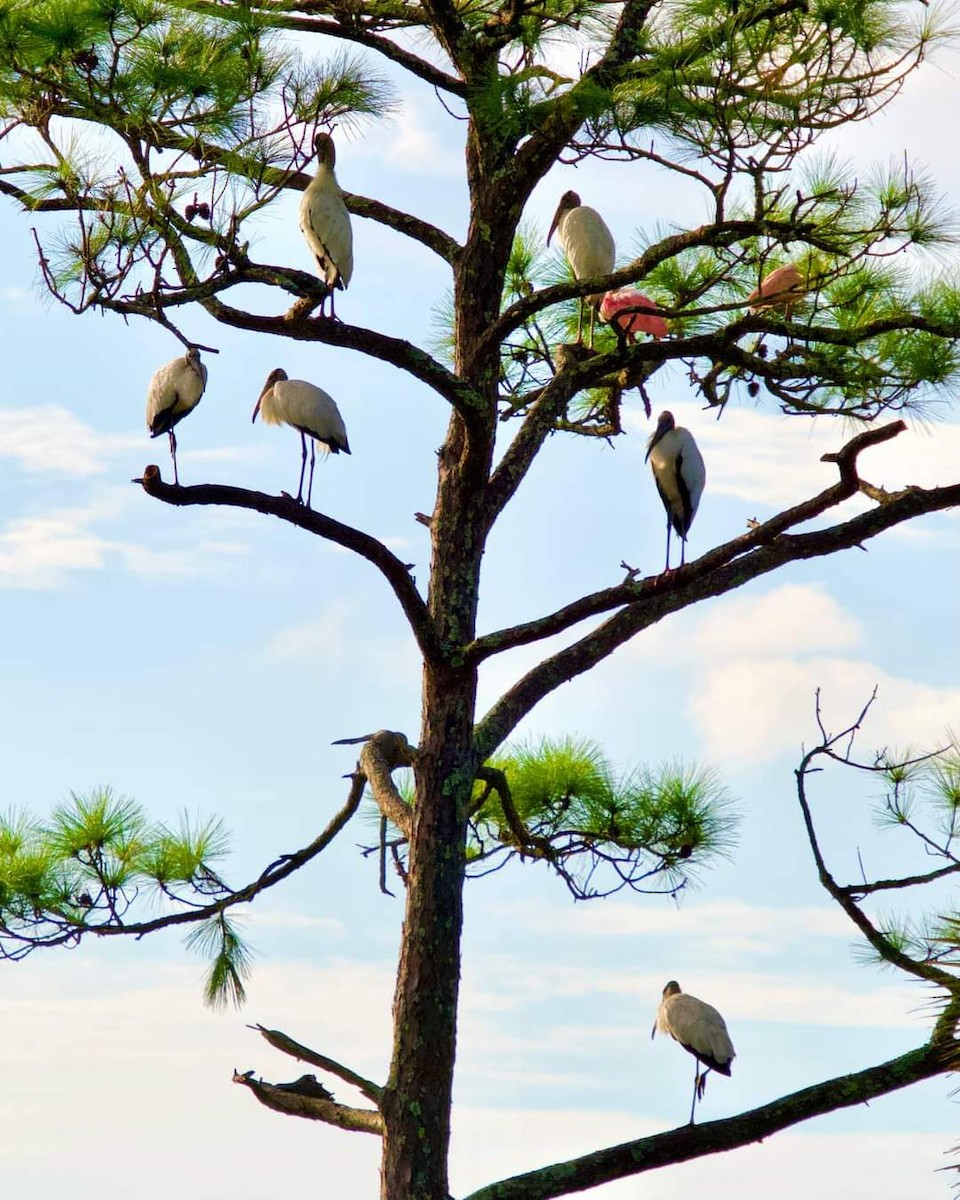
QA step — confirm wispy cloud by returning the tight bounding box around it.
[0,405,140,476]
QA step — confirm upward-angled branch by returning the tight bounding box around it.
[463,1038,956,1200]
[474,426,960,758]
[136,468,442,665]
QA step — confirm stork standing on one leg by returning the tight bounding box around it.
[652,980,735,1124]
[145,346,207,485]
[252,368,351,507]
[645,410,706,572]
[547,191,615,347]
[299,131,353,319]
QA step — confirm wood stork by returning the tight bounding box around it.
[145,346,207,485]
[747,262,805,318]
[299,131,353,319]
[600,288,668,341]
[252,368,350,507]
[547,190,615,347]
[645,411,705,572]
[652,980,735,1125]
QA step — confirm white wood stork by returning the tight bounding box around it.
[252,368,351,507]
[145,346,207,485]
[299,131,353,319]
[547,190,615,347]
[747,262,806,318]
[645,410,705,572]
[652,980,735,1125]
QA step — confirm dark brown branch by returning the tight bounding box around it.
[91,772,365,939]
[794,701,958,989]
[169,0,466,96]
[249,1024,383,1103]
[474,421,908,665]
[474,429,960,758]
[463,1040,955,1200]
[136,467,441,665]
[232,1070,383,1134]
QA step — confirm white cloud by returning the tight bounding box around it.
[689,657,960,763]
[0,493,252,588]
[0,405,139,476]
[514,897,850,943]
[690,584,862,661]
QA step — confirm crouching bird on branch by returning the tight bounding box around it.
[145,346,207,485]
[652,980,735,1125]
[645,410,706,572]
[252,368,351,507]
[547,190,615,347]
[299,130,353,319]
[747,261,806,319]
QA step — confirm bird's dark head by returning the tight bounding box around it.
[547,190,581,244]
[662,980,681,999]
[253,367,288,422]
[185,346,202,366]
[645,410,676,460]
[314,131,336,167]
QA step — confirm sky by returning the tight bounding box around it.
[2,9,960,1200]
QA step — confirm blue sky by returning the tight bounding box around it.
[2,17,960,1200]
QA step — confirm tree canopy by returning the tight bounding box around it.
[1,0,960,1197]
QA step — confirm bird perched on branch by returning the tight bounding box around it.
[299,131,353,319]
[645,410,705,572]
[252,368,350,507]
[747,262,806,319]
[547,190,615,347]
[145,346,207,485]
[600,288,669,341]
[652,980,735,1124]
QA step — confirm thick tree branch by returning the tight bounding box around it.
[170,0,466,96]
[476,422,909,664]
[136,467,441,664]
[250,1024,384,1103]
[232,1070,383,1134]
[463,1040,955,1200]
[474,426,960,758]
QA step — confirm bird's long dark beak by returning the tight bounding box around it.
[251,397,261,424]
[547,204,562,246]
[650,1022,657,1040]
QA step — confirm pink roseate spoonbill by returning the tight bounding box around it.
[652,980,735,1125]
[299,131,353,319]
[747,262,806,318]
[600,287,669,341]
[547,190,615,347]
[645,410,705,572]
[145,346,207,485]
[252,368,350,507]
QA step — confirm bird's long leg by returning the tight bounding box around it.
[169,429,179,486]
[680,533,687,567]
[688,1058,700,1125]
[575,299,585,344]
[297,431,308,504]
[587,302,597,349]
[306,439,317,508]
[664,516,672,573]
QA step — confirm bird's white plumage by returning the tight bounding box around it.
[646,410,705,571]
[256,374,349,452]
[253,368,350,506]
[647,426,705,538]
[552,205,615,298]
[299,132,353,295]
[654,984,735,1075]
[145,347,207,435]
